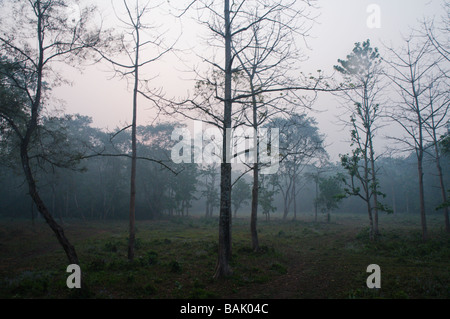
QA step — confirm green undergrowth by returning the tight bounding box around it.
[0,214,448,299]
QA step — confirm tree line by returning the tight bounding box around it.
[0,113,447,226]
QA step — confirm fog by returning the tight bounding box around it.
[52,0,444,160]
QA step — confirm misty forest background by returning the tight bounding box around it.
[1,120,448,223]
[0,0,449,299]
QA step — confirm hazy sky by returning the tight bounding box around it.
[52,0,446,161]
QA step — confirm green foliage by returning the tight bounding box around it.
[269,262,287,274]
[258,174,279,217]
[439,132,450,154]
[104,240,119,253]
[334,39,380,76]
[316,174,345,213]
[0,56,31,166]
[4,271,50,298]
[340,150,392,214]
[436,189,450,210]
[232,178,251,215]
[138,251,159,266]
[336,39,391,218]
[1,216,449,299]
[87,258,107,271]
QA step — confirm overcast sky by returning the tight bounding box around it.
[53,0,446,161]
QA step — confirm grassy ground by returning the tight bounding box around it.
[0,212,449,299]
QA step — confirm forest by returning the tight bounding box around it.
[0,0,449,301]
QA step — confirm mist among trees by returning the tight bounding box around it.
[0,0,449,300]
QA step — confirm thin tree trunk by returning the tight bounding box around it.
[368,133,379,236]
[283,201,289,220]
[367,200,374,240]
[363,147,374,240]
[282,178,293,220]
[128,19,140,262]
[431,121,449,233]
[251,162,259,251]
[413,79,428,242]
[250,78,259,252]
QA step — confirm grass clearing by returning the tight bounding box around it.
[0,213,448,299]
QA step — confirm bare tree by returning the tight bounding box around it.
[230,0,319,250]
[0,0,100,266]
[423,1,450,64]
[94,0,174,261]
[422,1,450,232]
[167,0,250,278]
[423,76,450,233]
[169,0,340,277]
[384,33,446,241]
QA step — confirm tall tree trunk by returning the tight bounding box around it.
[431,121,449,233]
[282,179,293,220]
[283,201,289,220]
[214,0,233,279]
[128,21,140,262]
[417,152,428,241]
[216,162,233,278]
[367,199,374,240]
[414,82,427,242]
[363,146,374,240]
[251,163,259,251]
[250,78,259,252]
